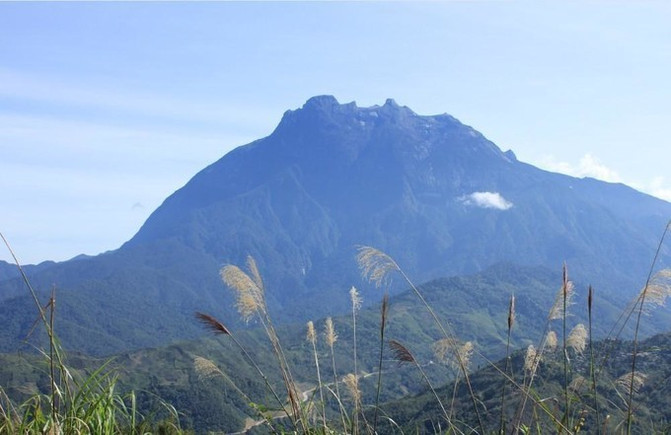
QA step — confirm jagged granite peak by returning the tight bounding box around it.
[267,95,510,169]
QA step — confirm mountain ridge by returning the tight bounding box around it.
[1,96,669,355]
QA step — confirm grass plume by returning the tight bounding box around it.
[567,324,588,355]
[389,340,453,430]
[626,221,670,434]
[357,245,485,433]
[194,312,289,421]
[356,246,400,288]
[306,320,327,431]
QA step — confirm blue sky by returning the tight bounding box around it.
[2,2,671,264]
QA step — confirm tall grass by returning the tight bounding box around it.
[219,257,307,431]
[6,219,668,433]
[625,222,671,433]
[499,294,515,434]
[357,245,486,433]
[372,293,389,434]
[0,233,182,434]
[191,224,671,434]
[388,339,453,431]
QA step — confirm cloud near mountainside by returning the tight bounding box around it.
[539,153,671,202]
[648,177,671,202]
[461,191,513,210]
[541,153,621,183]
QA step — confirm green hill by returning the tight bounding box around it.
[3,261,667,433]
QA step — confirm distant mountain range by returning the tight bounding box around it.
[1,96,670,355]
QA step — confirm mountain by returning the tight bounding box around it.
[0,259,56,283]
[1,96,670,355]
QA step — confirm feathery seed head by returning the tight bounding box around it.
[350,286,362,311]
[433,338,456,363]
[195,312,231,335]
[306,321,316,345]
[616,372,648,395]
[524,345,538,373]
[221,263,264,321]
[458,341,474,371]
[569,375,587,393]
[508,294,516,331]
[389,340,416,365]
[246,256,264,292]
[640,268,671,311]
[324,317,337,347]
[381,293,389,333]
[356,245,399,288]
[221,264,260,296]
[194,357,223,381]
[343,373,361,402]
[549,280,575,320]
[567,324,588,354]
[236,292,260,322]
[433,338,473,372]
[545,330,558,352]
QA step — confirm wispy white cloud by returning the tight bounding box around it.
[537,153,671,202]
[461,191,513,210]
[540,153,621,182]
[636,176,671,202]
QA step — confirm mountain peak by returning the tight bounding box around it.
[303,94,341,110]
[291,95,419,119]
[267,95,511,172]
[275,96,435,138]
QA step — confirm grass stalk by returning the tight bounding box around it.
[388,339,456,433]
[307,321,328,432]
[514,264,574,432]
[220,259,306,431]
[349,286,361,434]
[625,221,670,434]
[588,285,601,434]
[195,312,291,422]
[562,264,570,432]
[357,246,484,434]
[499,294,515,434]
[372,293,389,434]
[325,317,348,432]
[48,287,59,430]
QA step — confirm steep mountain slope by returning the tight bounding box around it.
[1,96,669,354]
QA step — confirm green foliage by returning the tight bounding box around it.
[4,239,671,433]
[0,239,185,435]
[380,332,671,434]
